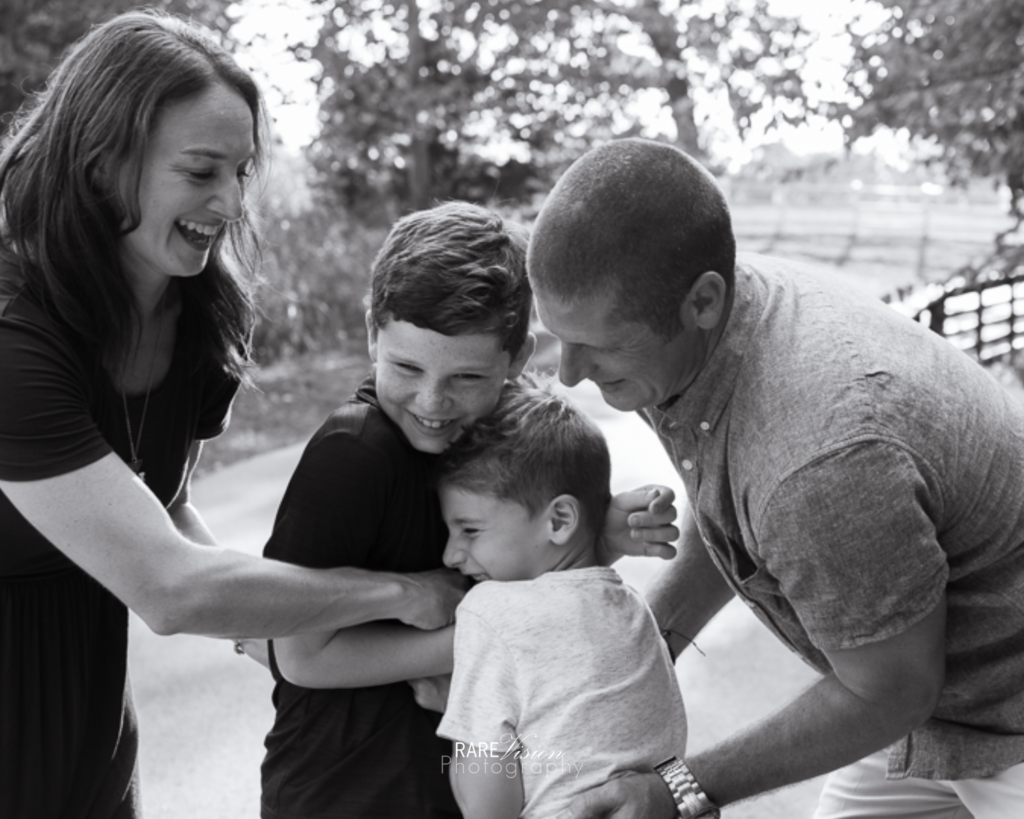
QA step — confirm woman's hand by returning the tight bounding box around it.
[398,569,470,630]
[408,673,452,713]
[598,485,680,563]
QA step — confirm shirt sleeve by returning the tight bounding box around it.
[756,440,949,651]
[195,365,240,441]
[437,598,522,750]
[0,303,111,481]
[263,424,391,570]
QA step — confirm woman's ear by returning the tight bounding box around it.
[546,494,581,546]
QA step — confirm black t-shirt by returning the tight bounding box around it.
[261,376,459,819]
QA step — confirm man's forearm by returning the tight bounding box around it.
[688,671,927,807]
[645,506,733,656]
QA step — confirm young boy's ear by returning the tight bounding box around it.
[365,311,378,362]
[508,332,536,380]
[546,494,580,546]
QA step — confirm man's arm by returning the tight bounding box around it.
[274,622,455,688]
[644,505,734,658]
[449,746,524,819]
[566,593,948,818]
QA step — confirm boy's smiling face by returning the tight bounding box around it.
[368,318,533,454]
[440,486,552,582]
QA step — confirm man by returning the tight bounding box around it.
[528,138,1024,819]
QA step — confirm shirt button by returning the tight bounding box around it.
[681,460,694,471]
[700,422,710,431]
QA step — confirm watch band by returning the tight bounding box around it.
[655,757,720,818]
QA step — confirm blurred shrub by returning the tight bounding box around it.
[251,151,389,364]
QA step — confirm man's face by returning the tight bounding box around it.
[368,318,530,454]
[534,285,701,412]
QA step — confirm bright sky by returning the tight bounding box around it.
[228,0,894,169]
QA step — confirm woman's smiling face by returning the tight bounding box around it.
[368,318,531,454]
[117,82,255,290]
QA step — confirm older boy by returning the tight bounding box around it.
[259,202,677,819]
[435,381,688,819]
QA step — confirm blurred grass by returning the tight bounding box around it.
[197,346,371,478]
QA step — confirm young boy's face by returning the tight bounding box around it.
[368,318,531,454]
[440,485,553,582]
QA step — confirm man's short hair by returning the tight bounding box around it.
[370,201,533,358]
[528,138,736,337]
[436,378,611,538]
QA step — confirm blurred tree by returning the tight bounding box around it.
[839,0,1024,239]
[0,0,236,134]
[291,0,812,212]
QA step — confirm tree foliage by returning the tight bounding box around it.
[0,0,235,133]
[839,0,1024,228]
[291,0,811,212]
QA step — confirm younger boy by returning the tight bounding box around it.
[435,380,688,819]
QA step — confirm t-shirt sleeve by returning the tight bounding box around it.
[437,597,521,749]
[756,440,949,651]
[0,304,111,481]
[195,365,240,441]
[263,424,391,570]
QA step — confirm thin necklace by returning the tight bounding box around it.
[122,315,163,483]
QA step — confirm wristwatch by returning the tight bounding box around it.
[655,757,720,818]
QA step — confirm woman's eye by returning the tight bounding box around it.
[187,170,215,181]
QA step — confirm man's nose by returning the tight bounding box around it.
[558,343,590,388]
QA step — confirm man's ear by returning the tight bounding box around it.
[679,271,728,332]
[546,494,580,546]
[365,310,378,362]
[508,332,537,380]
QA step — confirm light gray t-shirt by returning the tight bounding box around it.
[437,566,687,819]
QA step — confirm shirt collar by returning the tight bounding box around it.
[647,260,764,433]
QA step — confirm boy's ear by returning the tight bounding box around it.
[546,494,580,546]
[508,332,537,380]
[365,311,378,362]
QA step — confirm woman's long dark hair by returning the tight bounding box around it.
[0,9,268,380]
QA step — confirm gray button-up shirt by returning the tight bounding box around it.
[642,254,1024,780]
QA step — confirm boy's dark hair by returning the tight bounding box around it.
[436,378,611,539]
[528,138,735,339]
[369,201,533,358]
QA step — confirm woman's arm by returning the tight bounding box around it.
[0,453,465,637]
[166,441,217,546]
[274,623,455,688]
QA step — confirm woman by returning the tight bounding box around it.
[0,11,464,817]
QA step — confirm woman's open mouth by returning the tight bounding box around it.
[176,219,219,250]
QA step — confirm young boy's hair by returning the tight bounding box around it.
[437,379,612,538]
[369,201,533,358]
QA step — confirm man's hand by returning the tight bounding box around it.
[408,673,452,713]
[561,771,676,819]
[599,486,680,563]
[398,569,469,630]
